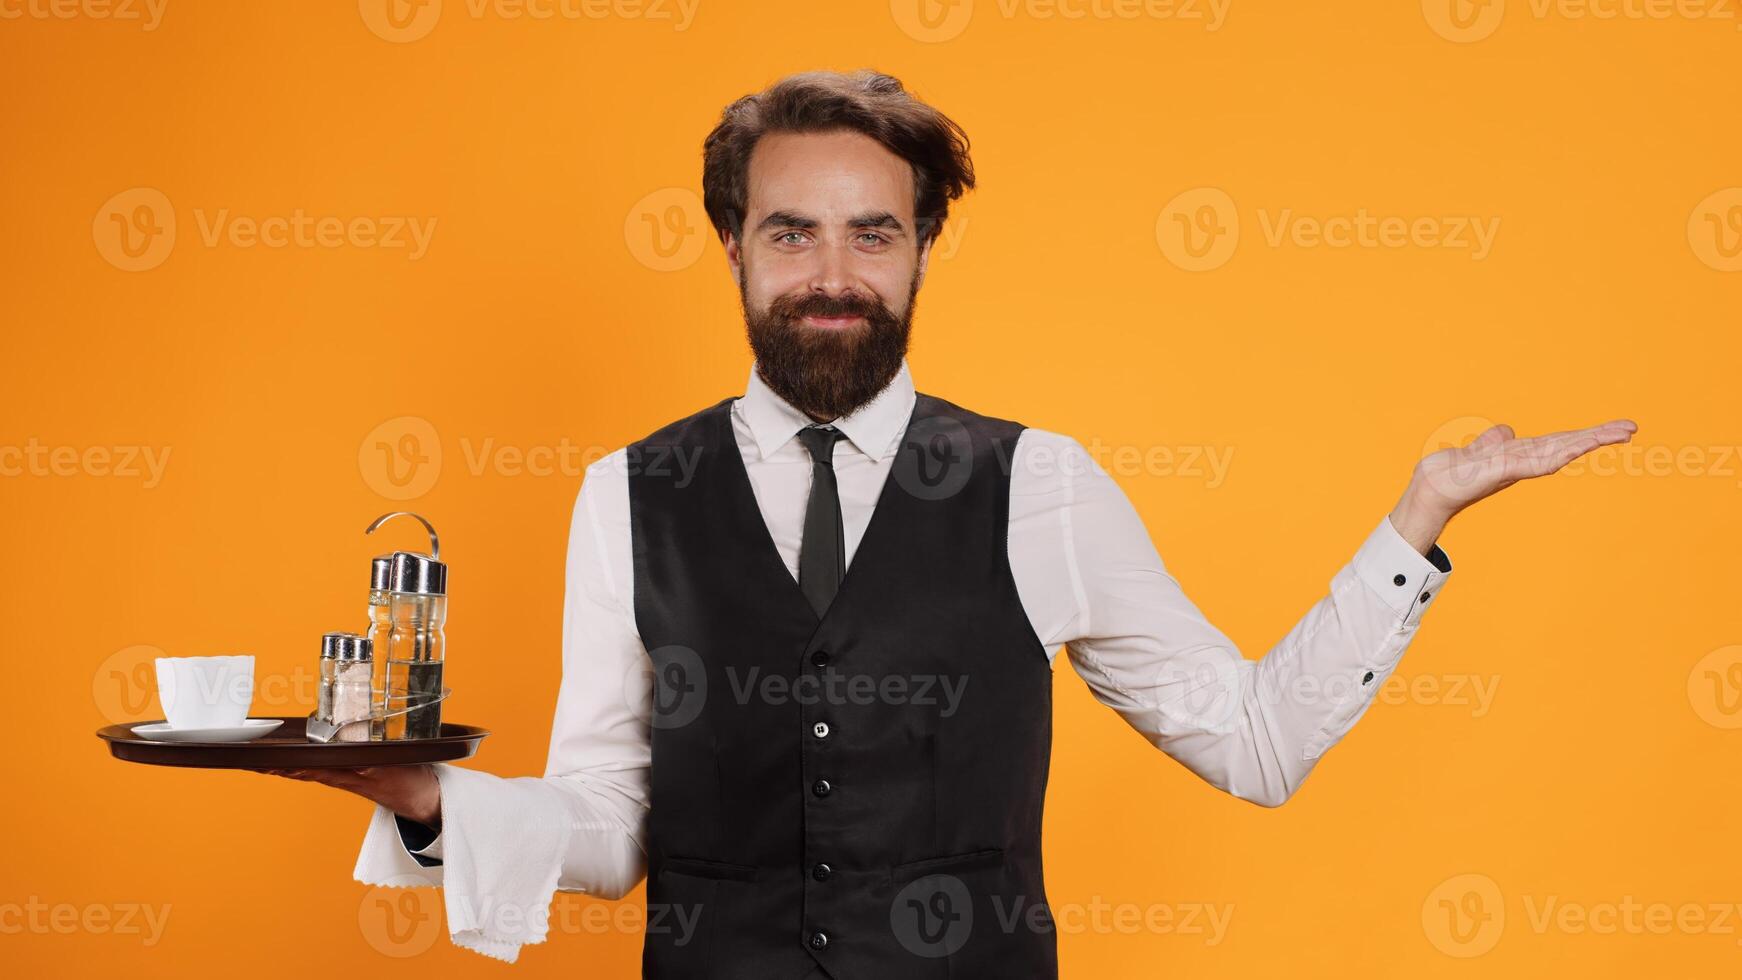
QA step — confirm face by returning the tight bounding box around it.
[725,129,933,422]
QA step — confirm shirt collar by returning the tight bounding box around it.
[737,358,916,462]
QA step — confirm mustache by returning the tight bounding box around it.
[768,291,887,320]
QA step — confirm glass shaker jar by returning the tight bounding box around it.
[317,631,374,743]
[366,555,393,740]
[366,511,448,741]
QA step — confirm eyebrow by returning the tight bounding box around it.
[755,210,907,235]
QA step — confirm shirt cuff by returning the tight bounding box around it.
[394,814,444,867]
[1352,513,1453,631]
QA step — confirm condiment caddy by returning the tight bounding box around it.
[95,512,487,770]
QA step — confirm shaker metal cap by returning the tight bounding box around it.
[322,631,373,662]
[365,511,447,596]
[389,550,448,595]
[370,555,393,592]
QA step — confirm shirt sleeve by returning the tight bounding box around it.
[352,451,651,958]
[1008,429,1452,807]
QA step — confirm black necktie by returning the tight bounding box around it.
[796,424,846,618]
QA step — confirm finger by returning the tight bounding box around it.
[1502,430,1608,480]
[1465,424,1514,453]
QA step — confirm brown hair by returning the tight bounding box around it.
[702,69,975,250]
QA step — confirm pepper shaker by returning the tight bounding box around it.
[366,512,448,740]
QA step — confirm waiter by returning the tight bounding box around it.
[270,70,1636,975]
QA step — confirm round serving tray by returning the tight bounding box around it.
[96,716,489,770]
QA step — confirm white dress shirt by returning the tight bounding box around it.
[354,358,1452,960]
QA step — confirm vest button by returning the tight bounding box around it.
[810,649,831,668]
[808,930,829,950]
[812,721,830,739]
[812,778,832,798]
[812,862,832,881]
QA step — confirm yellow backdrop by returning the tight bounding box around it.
[3,0,1736,976]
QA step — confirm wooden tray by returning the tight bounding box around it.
[97,716,489,770]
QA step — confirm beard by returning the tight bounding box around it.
[740,268,917,422]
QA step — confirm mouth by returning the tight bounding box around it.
[800,314,866,329]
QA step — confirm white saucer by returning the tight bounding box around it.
[130,718,284,742]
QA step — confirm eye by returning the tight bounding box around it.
[776,231,809,246]
[855,232,890,247]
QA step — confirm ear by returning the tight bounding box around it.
[723,231,743,284]
[914,232,935,291]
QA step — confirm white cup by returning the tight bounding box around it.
[155,655,255,729]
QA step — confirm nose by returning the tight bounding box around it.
[807,240,857,298]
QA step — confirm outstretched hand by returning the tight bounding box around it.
[1389,418,1639,555]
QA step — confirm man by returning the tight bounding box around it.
[270,70,1635,975]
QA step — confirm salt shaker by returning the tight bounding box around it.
[317,631,373,743]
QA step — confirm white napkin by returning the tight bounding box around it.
[354,763,573,963]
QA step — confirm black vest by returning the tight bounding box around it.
[629,392,1057,980]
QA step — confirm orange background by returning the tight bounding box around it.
[3,1,1738,976]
